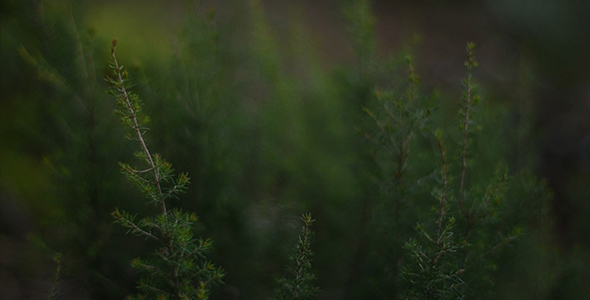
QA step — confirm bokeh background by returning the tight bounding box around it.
[1,0,589,299]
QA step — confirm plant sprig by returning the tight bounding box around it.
[273,213,319,300]
[107,40,223,300]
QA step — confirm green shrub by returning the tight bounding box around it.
[360,41,547,299]
[2,1,562,299]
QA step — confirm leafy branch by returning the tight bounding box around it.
[106,40,223,300]
[400,43,523,299]
[273,213,319,300]
[458,42,481,218]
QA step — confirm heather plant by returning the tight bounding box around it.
[273,213,319,300]
[400,129,466,300]
[362,55,431,222]
[359,54,434,298]
[1,1,569,299]
[352,6,544,293]
[398,44,524,299]
[107,40,224,299]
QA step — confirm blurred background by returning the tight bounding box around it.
[1,0,589,299]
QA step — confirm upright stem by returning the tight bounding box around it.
[110,41,167,216]
[435,135,448,245]
[459,44,476,217]
[111,44,180,297]
[459,75,471,216]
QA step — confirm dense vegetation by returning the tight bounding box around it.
[1,0,588,299]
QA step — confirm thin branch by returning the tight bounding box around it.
[133,261,175,287]
[160,184,182,203]
[458,43,477,217]
[435,133,448,246]
[110,40,167,216]
[112,210,161,242]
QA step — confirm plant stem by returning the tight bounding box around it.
[459,43,476,218]
[110,40,167,217]
[435,134,448,246]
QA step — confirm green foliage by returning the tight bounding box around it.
[362,55,431,204]
[273,213,319,300]
[364,44,530,299]
[1,2,132,297]
[401,132,466,300]
[107,42,223,299]
[2,1,572,299]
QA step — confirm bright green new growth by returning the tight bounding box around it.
[106,40,224,300]
[273,213,319,300]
